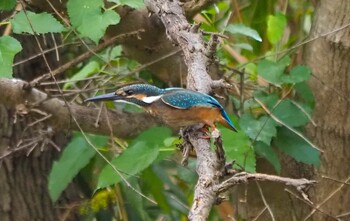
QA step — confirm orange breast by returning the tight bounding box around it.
[145,101,223,128]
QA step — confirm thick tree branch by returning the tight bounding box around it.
[0,78,159,139]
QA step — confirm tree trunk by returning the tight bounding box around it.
[304,0,350,220]
[0,34,81,221]
[237,1,350,220]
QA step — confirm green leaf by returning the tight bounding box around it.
[275,127,320,166]
[0,0,16,10]
[64,61,100,89]
[273,99,312,127]
[239,113,277,145]
[254,141,281,174]
[67,0,120,43]
[0,36,22,78]
[48,133,108,202]
[141,168,171,213]
[97,127,171,189]
[257,56,290,85]
[267,13,287,45]
[234,43,253,52]
[253,91,279,109]
[121,177,151,220]
[226,24,262,42]
[221,127,256,172]
[281,65,311,84]
[294,82,315,108]
[11,11,65,34]
[108,0,145,9]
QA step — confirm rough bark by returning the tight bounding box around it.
[304,0,350,220]
[0,78,160,142]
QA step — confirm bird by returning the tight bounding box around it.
[85,84,237,132]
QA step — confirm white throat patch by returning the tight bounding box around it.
[141,95,162,103]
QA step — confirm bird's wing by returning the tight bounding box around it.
[162,90,237,131]
[161,90,221,109]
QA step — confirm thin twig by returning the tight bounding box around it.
[303,176,350,220]
[256,182,275,221]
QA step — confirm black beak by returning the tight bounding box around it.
[85,92,122,102]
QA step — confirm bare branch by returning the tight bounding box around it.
[216,172,316,193]
[0,78,160,139]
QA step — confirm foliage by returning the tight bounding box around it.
[1,0,319,220]
[11,11,66,34]
[0,36,22,78]
[48,133,108,202]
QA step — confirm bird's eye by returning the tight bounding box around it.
[125,89,134,96]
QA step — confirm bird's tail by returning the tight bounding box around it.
[218,110,237,132]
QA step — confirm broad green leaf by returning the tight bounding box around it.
[64,61,100,89]
[0,36,22,78]
[275,127,320,166]
[273,99,312,127]
[281,65,311,84]
[97,127,171,189]
[67,0,120,43]
[48,133,108,202]
[226,24,262,42]
[177,160,197,184]
[239,113,277,145]
[267,13,287,45]
[253,91,279,109]
[221,127,256,172]
[254,141,281,174]
[142,168,171,213]
[11,11,65,34]
[121,177,151,220]
[294,82,315,108]
[244,62,257,80]
[0,0,16,10]
[108,0,145,9]
[257,56,290,84]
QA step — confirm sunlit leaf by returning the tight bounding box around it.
[11,11,65,34]
[67,0,120,43]
[0,36,22,78]
[108,0,144,9]
[48,133,108,202]
[226,24,262,42]
[267,13,287,45]
[275,127,320,166]
[64,61,100,89]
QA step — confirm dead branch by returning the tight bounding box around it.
[216,172,316,193]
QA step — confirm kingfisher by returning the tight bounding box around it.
[85,84,237,132]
